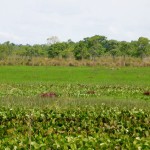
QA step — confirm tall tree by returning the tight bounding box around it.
[119,41,130,66]
[83,35,106,60]
[107,40,120,61]
[73,41,89,60]
[48,42,69,58]
[137,37,150,60]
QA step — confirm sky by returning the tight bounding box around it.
[0,0,150,45]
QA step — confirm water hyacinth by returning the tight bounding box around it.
[0,106,150,149]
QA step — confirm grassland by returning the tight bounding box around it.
[0,66,150,85]
[0,66,150,149]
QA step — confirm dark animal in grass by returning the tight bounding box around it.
[87,91,95,94]
[41,92,57,98]
[143,91,150,96]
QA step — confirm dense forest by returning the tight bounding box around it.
[0,35,150,66]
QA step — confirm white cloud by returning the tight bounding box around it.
[0,32,22,43]
[0,0,150,44]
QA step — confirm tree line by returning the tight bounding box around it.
[0,35,150,61]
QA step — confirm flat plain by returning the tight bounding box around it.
[0,66,150,149]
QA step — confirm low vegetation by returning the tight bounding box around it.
[1,104,150,149]
[0,56,150,67]
[0,66,150,149]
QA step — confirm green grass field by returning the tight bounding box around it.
[0,66,150,105]
[0,66,150,85]
[0,66,150,149]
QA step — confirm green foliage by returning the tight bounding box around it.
[119,41,130,56]
[48,42,71,58]
[0,105,150,149]
[0,35,150,61]
[74,41,90,60]
[137,37,150,59]
[0,41,13,60]
[84,35,107,59]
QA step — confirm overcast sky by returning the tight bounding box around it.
[0,0,150,44]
